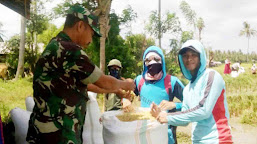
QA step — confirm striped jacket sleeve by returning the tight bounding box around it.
[167,71,225,126]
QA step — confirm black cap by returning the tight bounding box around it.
[179,46,199,55]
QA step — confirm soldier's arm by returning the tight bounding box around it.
[87,83,118,94]
[93,74,135,93]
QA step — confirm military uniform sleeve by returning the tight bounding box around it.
[69,49,102,84]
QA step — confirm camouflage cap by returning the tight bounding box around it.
[67,3,101,37]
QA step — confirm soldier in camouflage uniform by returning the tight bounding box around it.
[26,4,135,144]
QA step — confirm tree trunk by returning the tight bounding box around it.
[31,0,37,72]
[99,15,106,72]
[31,31,37,72]
[98,0,112,73]
[15,16,26,80]
[199,29,202,41]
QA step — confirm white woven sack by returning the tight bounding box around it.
[82,92,104,144]
[102,109,168,144]
[10,107,31,144]
[25,96,35,112]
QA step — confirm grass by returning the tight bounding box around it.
[177,132,191,144]
[0,77,33,122]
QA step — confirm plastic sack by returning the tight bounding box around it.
[10,107,31,144]
[25,96,35,112]
[101,109,168,144]
[82,92,104,144]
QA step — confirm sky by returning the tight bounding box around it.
[1,0,257,54]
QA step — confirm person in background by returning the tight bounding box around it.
[251,63,256,74]
[26,4,135,144]
[104,59,125,111]
[231,62,241,72]
[88,59,126,111]
[151,40,233,144]
[125,46,184,144]
[224,58,231,74]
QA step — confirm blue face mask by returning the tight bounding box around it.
[109,68,121,79]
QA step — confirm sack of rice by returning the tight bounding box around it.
[82,92,104,144]
[116,111,155,122]
[25,96,35,112]
[10,107,31,144]
[101,108,168,144]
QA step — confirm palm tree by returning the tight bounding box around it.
[196,17,205,41]
[180,1,197,29]
[239,21,257,62]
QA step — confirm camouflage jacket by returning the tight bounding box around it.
[27,32,102,144]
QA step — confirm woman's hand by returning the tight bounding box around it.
[159,100,176,111]
[150,102,168,124]
[156,111,168,124]
[122,99,134,112]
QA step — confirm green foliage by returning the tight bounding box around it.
[4,35,21,78]
[180,0,197,28]
[180,0,205,40]
[239,22,257,38]
[124,34,155,78]
[27,13,49,35]
[166,31,193,77]
[181,31,194,44]
[86,12,155,79]
[145,11,181,39]
[37,24,63,46]
[4,34,35,78]
[119,5,137,27]
[239,21,257,61]
[211,50,257,63]
[165,54,180,75]
[53,0,97,18]
[24,0,52,73]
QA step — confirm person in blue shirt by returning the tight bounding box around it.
[132,46,184,144]
[151,40,233,144]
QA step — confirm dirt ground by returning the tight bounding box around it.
[177,117,257,144]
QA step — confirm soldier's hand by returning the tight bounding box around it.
[123,90,133,100]
[122,79,135,91]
